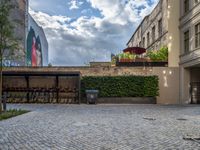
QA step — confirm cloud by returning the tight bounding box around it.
[81,9,93,15]
[30,0,159,66]
[87,0,158,25]
[68,0,84,10]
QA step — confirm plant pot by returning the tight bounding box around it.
[135,58,147,62]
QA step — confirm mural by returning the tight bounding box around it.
[27,14,48,67]
[26,27,43,66]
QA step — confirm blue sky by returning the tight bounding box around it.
[29,0,159,66]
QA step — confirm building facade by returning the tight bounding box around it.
[128,0,200,104]
[127,0,180,67]
[1,0,28,66]
[179,0,200,104]
[1,0,48,66]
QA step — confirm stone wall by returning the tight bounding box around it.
[4,67,180,104]
[9,0,27,65]
[127,0,169,50]
[127,0,180,67]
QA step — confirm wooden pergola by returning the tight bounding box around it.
[2,70,81,104]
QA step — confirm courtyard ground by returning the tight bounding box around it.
[0,104,200,150]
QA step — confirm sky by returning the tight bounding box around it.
[29,0,159,66]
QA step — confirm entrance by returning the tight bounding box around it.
[190,82,200,104]
[190,68,200,104]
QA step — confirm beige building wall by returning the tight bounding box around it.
[152,67,180,104]
[179,0,200,104]
[167,0,180,67]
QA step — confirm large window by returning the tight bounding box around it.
[158,19,162,37]
[147,32,150,47]
[137,31,140,38]
[195,23,200,48]
[184,0,189,13]
[195,0,200,4]
[152,26,156,42]
[139,41,142,47]
[143,37,145,48]
[184,30,190,53]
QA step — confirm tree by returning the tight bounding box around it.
[48,63,53,67]
[0,0,18,112]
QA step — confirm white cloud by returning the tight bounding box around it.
[30,0,159,66]
[68,0,84,10]
[87,0,158,25]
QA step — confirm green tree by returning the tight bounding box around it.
[48,63,53,67]
[0,0,18,112]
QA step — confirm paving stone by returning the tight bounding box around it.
[0,104,200,149]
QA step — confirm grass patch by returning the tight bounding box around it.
[0,109,29,121]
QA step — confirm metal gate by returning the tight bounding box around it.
[190,82,200,104]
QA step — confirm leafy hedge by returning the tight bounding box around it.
[81,76,159,98]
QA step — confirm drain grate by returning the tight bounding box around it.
[143,117,156,121]
[183,135,200,144]
[177,118,188,121]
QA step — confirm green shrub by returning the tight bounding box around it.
[81,76,159,98]
[147,46,168,61]
[117,52,136,60]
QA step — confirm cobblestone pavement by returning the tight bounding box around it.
[0,104,200,150]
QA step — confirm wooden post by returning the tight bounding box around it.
[56,76,59,103]
[78,74,81,104]
[25,76,30,103]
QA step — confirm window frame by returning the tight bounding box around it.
[152,26,156,42]
[143,37,145,48]
[158,19,162,37]
[184,0,189,13]
[147,32,150,47]
[184,30,190,53]
[195,23,200,48]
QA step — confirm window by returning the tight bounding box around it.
[143,37,145,48]
[184,30,190,53]
[195,23,200,48]
[184,0,189,13]
[158,19,162,37]
[147,32,150,46]
[195,0,200,4]
[152,26,156,42]
[139,41,142,47]
[137,31,140,38]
